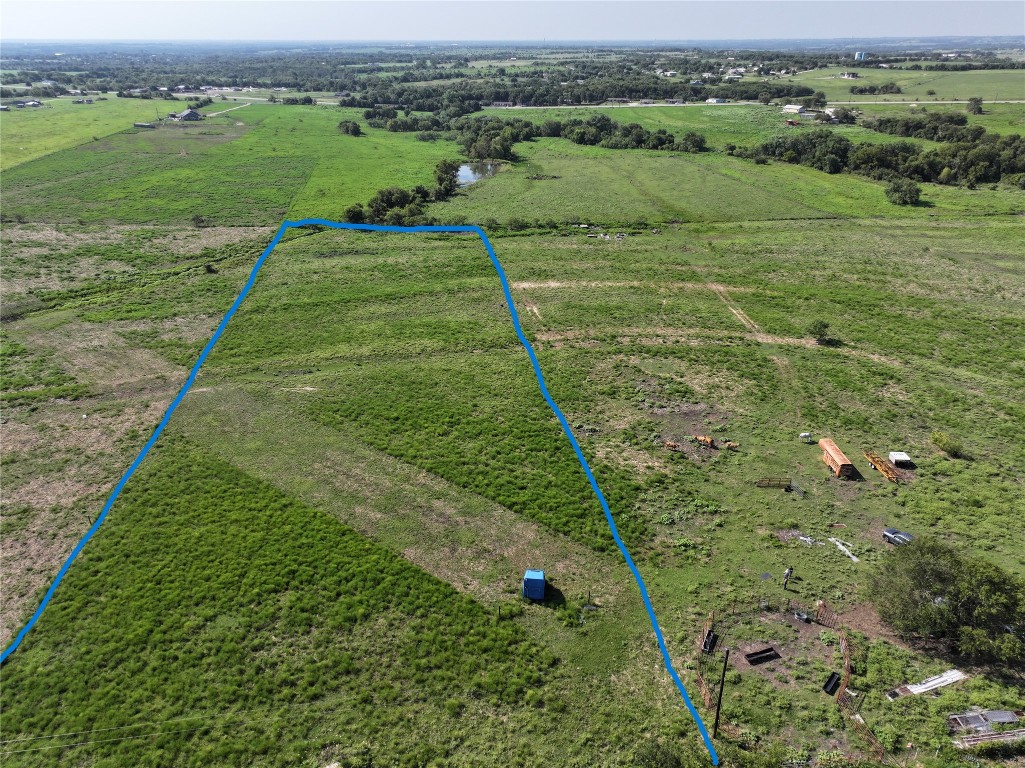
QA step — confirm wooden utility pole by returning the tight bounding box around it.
[713,648,730,738]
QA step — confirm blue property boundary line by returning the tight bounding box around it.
[2,220,720,765]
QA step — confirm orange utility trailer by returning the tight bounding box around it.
[819,438,855,478]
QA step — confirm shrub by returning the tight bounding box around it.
[885,179,921,205]
[337,120,362,136]
[931,430,966,458]
[805,319,830,342]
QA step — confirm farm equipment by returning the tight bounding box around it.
[864,451,902,483]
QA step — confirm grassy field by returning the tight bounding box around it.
[0,97,173,170]
[2,87,1024,767]
[780,66,1025,103]
[1,105,459,226]
[433,138,1024,226]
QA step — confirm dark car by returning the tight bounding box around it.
[883,528,914,546]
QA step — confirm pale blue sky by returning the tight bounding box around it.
[2,1,1023,42]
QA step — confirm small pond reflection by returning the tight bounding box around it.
[457,162,499,186]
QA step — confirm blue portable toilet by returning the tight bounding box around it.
[522,569,546,601]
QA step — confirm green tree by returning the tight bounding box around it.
[868,537,1025,663]
[343,203,365,223]
[885,178,921,205]
[433,159,461,198]
[831,106,856,124]
[967,96,983,115]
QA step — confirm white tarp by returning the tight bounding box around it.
[907,669,968,694]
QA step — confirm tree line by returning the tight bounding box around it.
[743,125,1025,188]
[363,111,708,160]
[862,111,986,143]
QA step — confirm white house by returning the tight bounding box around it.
[782,104,807,115]
[706,98,727,104]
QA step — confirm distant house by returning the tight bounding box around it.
[177,108,202,121]
[0,105,9,111]
[664,99,684,105]
[840,71,860,79]
[689,80,705,86]
[705,97,727,104]
[491,101,514,107]
[854,51,867,61]
[782,104,807,114]
[606,97,630,104]
[662,70,677,77]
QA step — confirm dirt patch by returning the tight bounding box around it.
[0,313,193,646]
[837,603,910,649]
[513,280,755,293]
[0,507,92,646]
[650,401,728,441]
[594,441,666,474]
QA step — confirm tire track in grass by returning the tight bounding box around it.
[0,220,720,766]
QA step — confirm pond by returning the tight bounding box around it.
[457,162,499,186]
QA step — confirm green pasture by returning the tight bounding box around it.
[1,105,460,226]
[0,97,171,170]
[2,93,1025,767]
[780,66,1025,103]
[433,138,1025,226]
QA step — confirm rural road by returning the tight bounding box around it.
[204,102,252,117]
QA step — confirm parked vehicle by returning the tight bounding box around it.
[883,527,914,546]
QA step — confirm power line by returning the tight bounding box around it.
[1,713,211,745]
[1,698,347,754]
[1,725,212,755]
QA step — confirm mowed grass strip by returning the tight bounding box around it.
[200,231,649,552]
